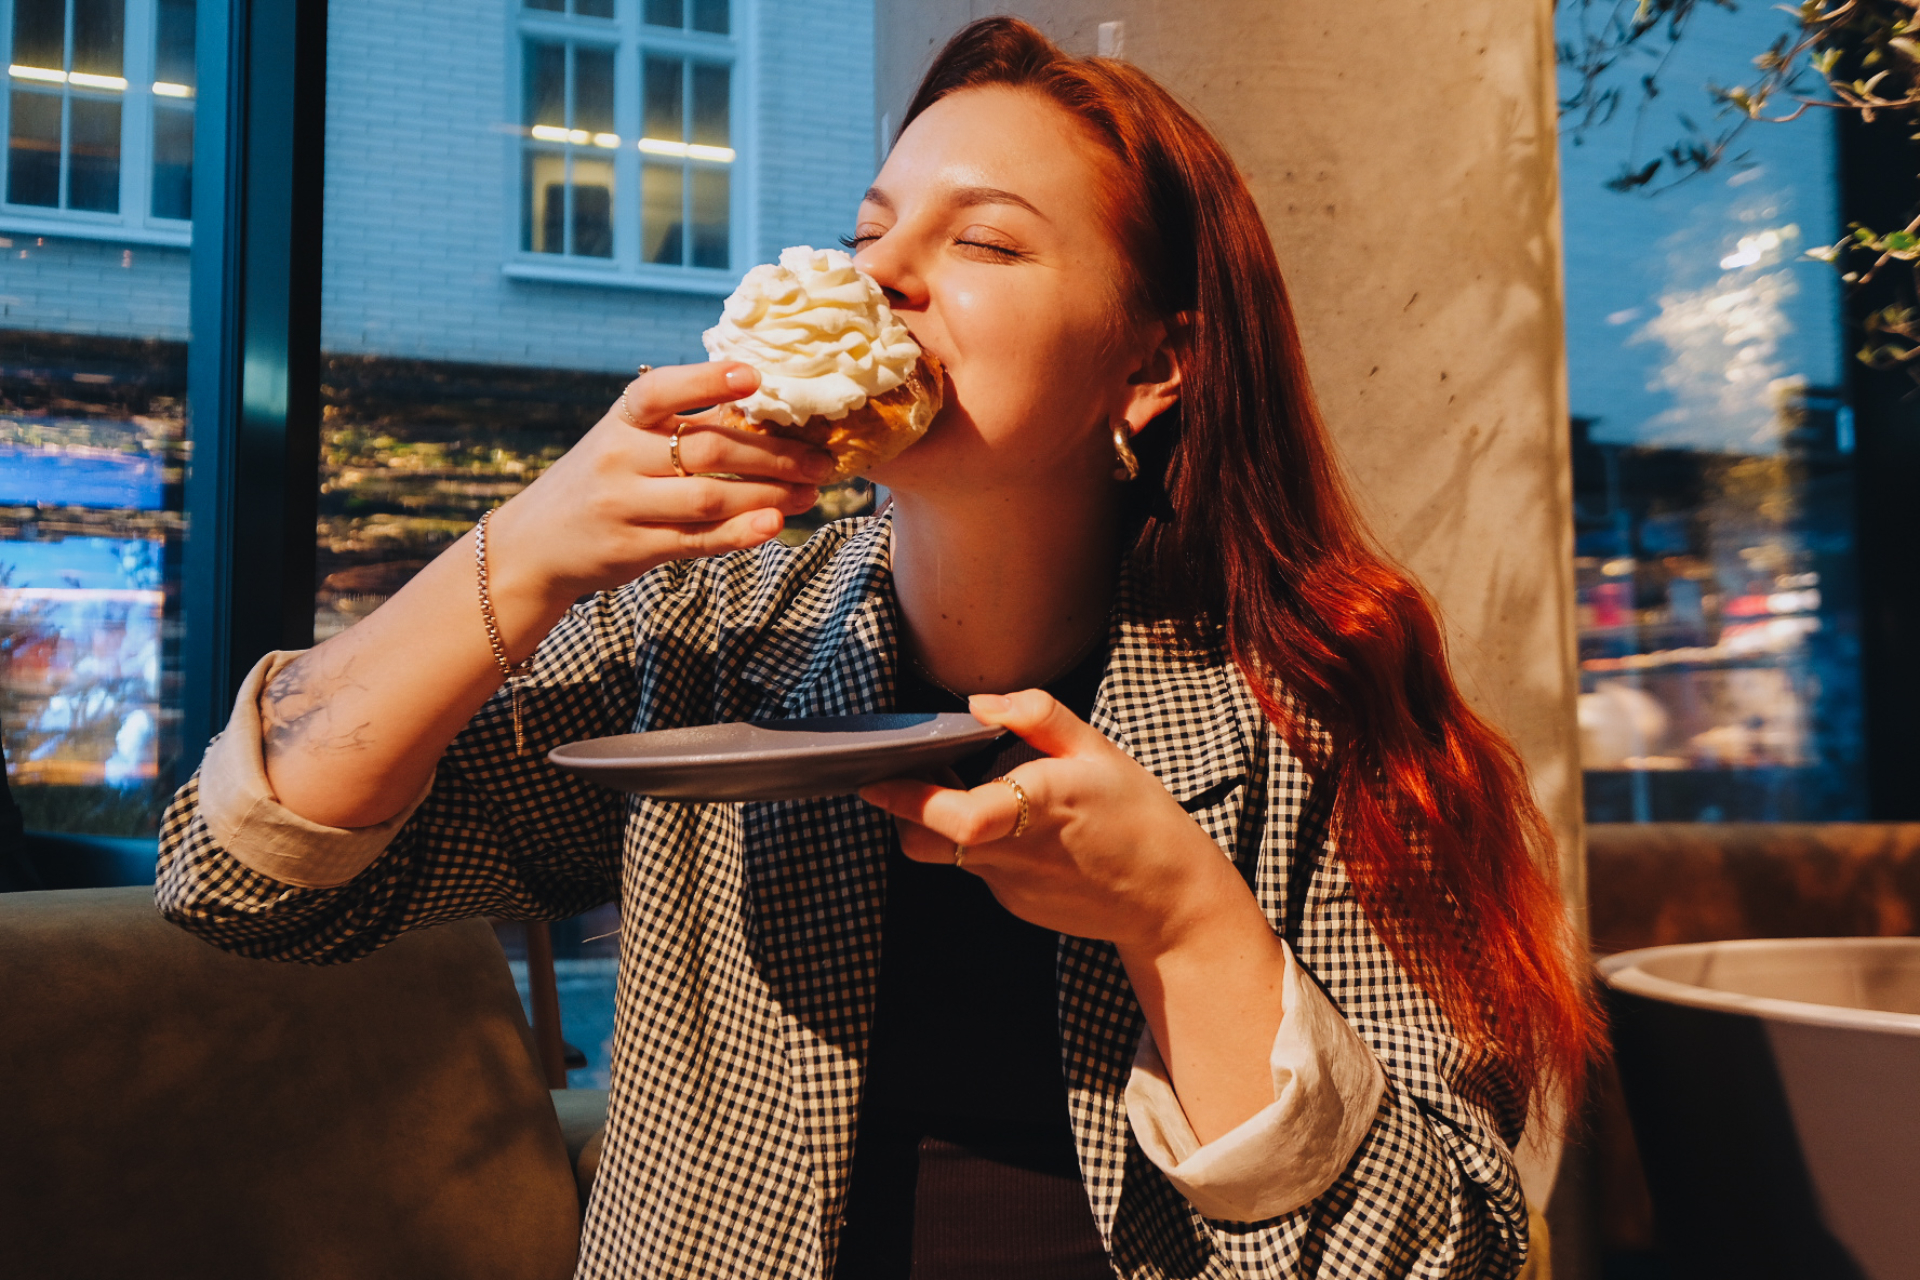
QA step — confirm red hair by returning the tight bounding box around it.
[905,19,1602,1109]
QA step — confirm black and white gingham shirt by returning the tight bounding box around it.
[156,511,1529,1279]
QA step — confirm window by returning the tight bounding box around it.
[515,0,737,285]
[1,0,195,845]
[522,39,617,258]
[639,52,729,268]
[2,0,196,241]
[1557,1,1866,821]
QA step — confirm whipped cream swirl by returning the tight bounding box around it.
[703,245,921,426]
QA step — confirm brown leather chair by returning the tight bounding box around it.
[0,886,589,1280]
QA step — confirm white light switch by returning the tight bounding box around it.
[1097,21,1126,59]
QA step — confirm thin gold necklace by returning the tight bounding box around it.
[903,620,1107,703]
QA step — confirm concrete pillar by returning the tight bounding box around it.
[878,0,1587,1268]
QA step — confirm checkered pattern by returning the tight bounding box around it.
[156,511,1530,1279]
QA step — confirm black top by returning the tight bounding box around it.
[835,639,1112,1279]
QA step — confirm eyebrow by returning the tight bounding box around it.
[861,184,1047,220]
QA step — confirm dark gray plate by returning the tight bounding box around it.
[547,713,1007,801]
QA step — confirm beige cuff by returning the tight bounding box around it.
[197,650,434,890]
[1125,940,1387,1223]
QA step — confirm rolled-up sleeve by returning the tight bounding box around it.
[196,650,436,890]
[1124,939,1386,1223]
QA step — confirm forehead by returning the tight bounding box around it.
[872,86,1119,226]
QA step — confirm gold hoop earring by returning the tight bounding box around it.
[1111,421,1141,482]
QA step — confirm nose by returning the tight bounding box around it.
[854,232,926,313]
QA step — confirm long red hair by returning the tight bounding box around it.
[904,19,1603,1109]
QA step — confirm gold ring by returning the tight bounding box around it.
[997,775,1030,838]
[669,421,690,478]
[951,842,966,868]
[620,366,653,426]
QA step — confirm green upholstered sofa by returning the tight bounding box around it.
[0,886,605,1280]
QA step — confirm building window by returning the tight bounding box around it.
[515,0,736,283]
[639,52,729,268]
[2,0,196,239]
[522,38,617,258]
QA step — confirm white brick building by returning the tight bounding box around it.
[2,0,878,373]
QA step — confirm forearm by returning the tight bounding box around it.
[263,520,570,829]
[1117,857,1290,1144]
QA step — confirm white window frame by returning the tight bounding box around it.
[503,0,750,296]
[0,0,194,247]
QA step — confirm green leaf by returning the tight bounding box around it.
[1884,230,1919,252]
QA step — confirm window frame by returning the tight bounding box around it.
[503,0,748,296]
[0,0,196,247]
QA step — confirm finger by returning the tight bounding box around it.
[861,777,1024,848]
[644,508,787,558]
[965,688,1114,760]
[666,421,838,484]
[890,815,969,866]
[633,475,819,522]
[622,361,759,425]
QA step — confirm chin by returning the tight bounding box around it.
[860,404,972,493]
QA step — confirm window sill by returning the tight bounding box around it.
[0,211,191,250]
[502,259,736,296]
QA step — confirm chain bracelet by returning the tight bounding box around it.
[475,508,534,753]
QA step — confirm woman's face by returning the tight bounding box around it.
[851,86,1172,495]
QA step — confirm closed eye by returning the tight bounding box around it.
[955,237,1026,261]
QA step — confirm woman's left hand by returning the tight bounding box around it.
[863,687,1294,1143]
[858,688,1245,955]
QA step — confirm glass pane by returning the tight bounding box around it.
[66,95,120,212]
[11,0,66,74]
[2,335,189,840]
[71,0,125,79]
[690,62,727,148]
[572,156,613,258]
[690,165,726,268]
[150,102,191,219]
[641,160,682,264]
[1557,2,1864,821]
[309,0,853,1075]
[7,90,62,207]
[643,55,682,144]
[690,0,727,36]
[523,40,565,129]
[155,0,196,90]
[574,45,614,137]
[524,151,567,253]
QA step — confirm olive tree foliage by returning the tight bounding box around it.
[1559,0,1920,375]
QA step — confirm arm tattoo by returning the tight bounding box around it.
[261,649,376,759]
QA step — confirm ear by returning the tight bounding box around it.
[1120,312,1190,435]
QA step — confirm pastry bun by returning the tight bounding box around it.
[720,350,944,482]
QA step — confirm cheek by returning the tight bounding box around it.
[944,284,1115,434]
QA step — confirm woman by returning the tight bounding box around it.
[158,18,1599,1279]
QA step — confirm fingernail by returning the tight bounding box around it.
[969,693,1011,714]
[724,365,759,392]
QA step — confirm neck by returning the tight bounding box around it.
[889,482,1121,696]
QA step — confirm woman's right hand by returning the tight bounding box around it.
[486,360,837,614]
